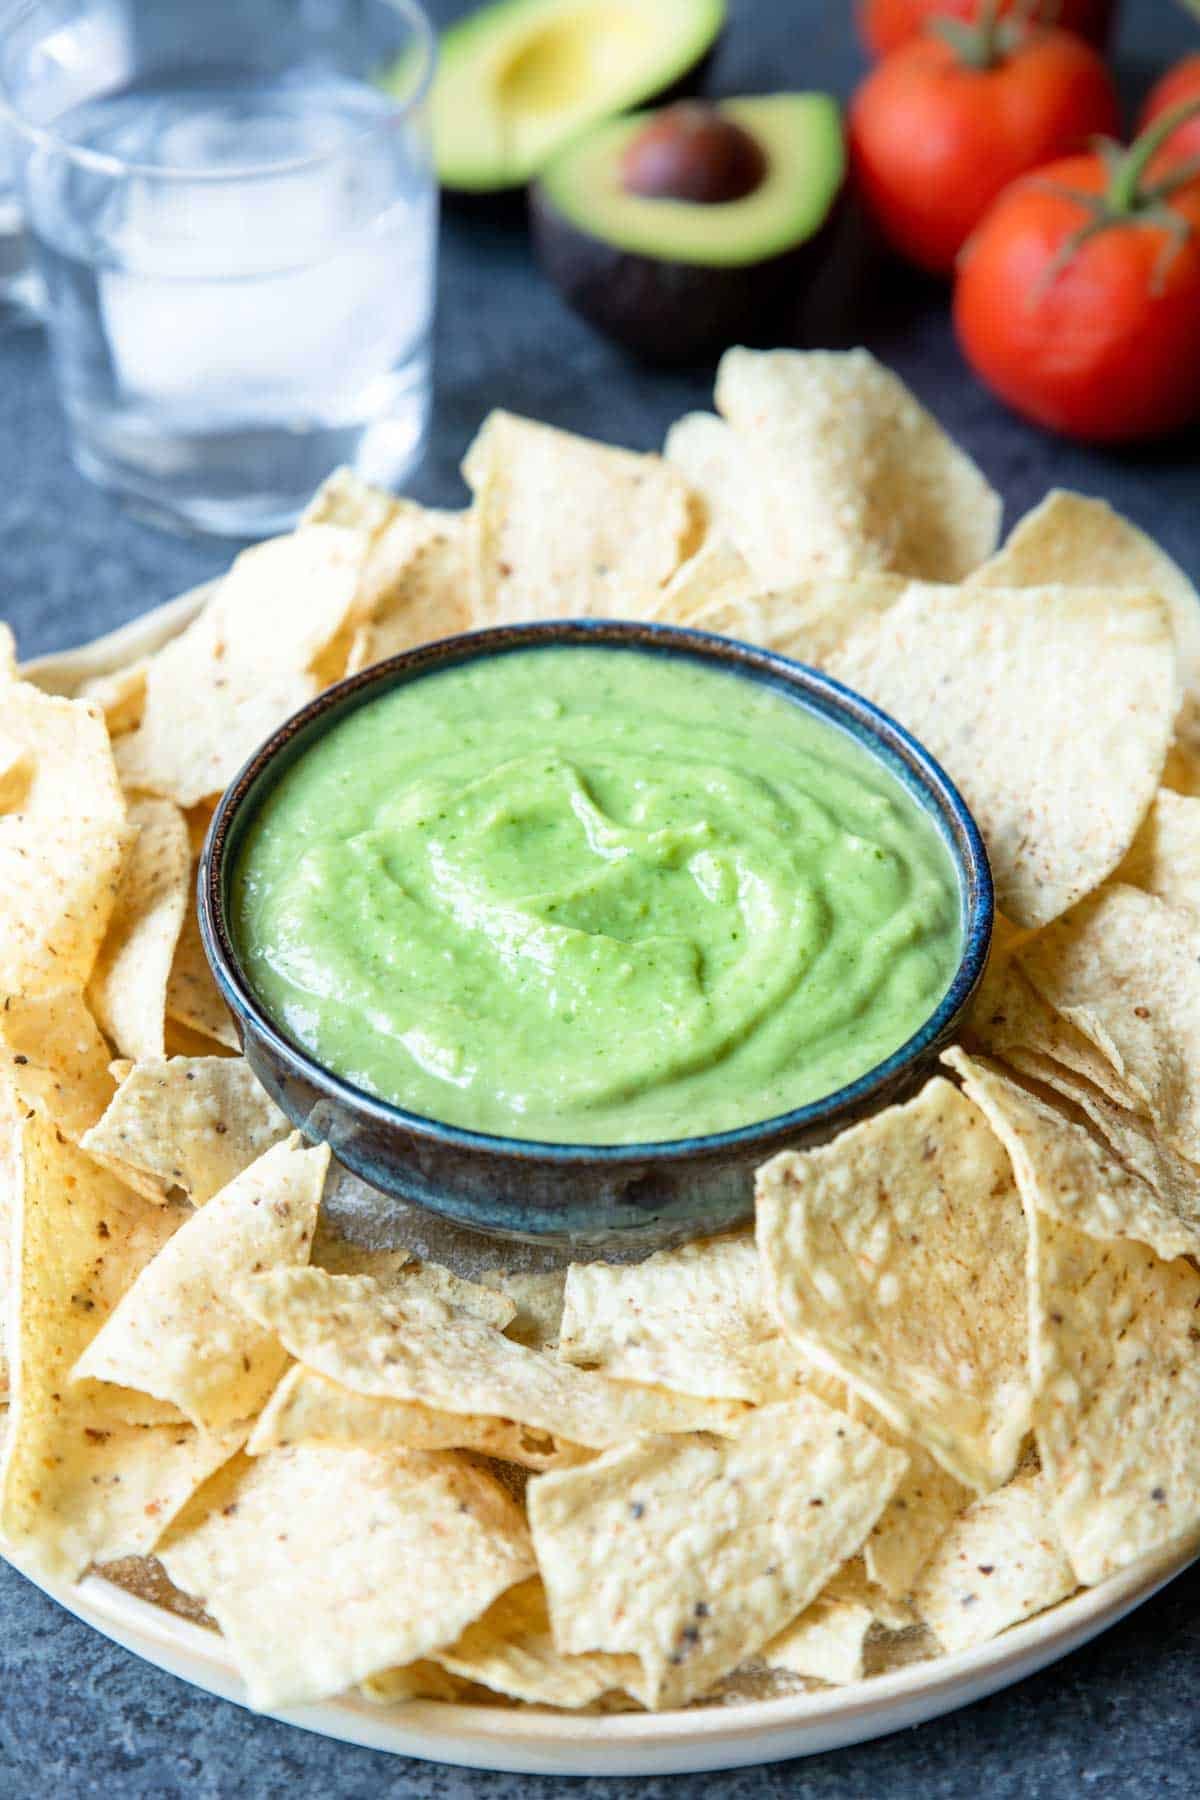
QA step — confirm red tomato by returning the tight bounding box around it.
[849,26,1120,275]
[1138,55,1200,167]
[857,0,1116,59]
[954,152,1200,441]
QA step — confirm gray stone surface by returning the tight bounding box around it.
[2,1,1199,1793]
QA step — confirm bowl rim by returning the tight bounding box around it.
[199,618,994,1164]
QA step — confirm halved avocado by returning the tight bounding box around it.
[430,0,725,193]
[531,95,846,363]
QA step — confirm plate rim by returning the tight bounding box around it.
[13,589,1199,1773]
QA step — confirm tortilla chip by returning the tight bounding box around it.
[87,798,190,1062]
[463,411,696,624]
[309,1221,413,1287]
[558,1234,821,1405]
[480,1268,567,1351]
[824,584,1176,929]
[946,1048,1200,1263]
[359,1662,476,1705]
[347,510,472,671]
[1005,1053,1200,1251]
[0,734,31,811]
[911,1468,1075,1654]
[760,1563,883,1686]
[165,908,239,1050]
[1018,885,1200,1162]
[159,1445,535,1709]
[0,819,129,997]
[529,1395,907,1709]
[968,955,1143,1116]
[434,1577,638,1708]
[1163,738,1200,797]
[669,348,1000,587]
[246,1364,583,1470]
[756,1078,1031,1492]
[0,621,15,680]
[0,1114,240,1579]
[115,527,367,807]
[847,1403,970,1598]
[668,574,906,670]
[300,467,400,536]
[81,1056,290,1205]
[0,1091,20,1399]
[396,1261,516,1331]
[2,681,125,827]
[650,537,761,628]
[1029,1206,1200,1584]
[1120,789,1200,923]
[78,661,149,738]
[0,686,129,994]
[0,988,114,1142]
[234,1268,747,1447]
[72,1137,328,1429]
[970,489,1200,718]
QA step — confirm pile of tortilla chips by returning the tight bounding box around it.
[2,346,1199,1716]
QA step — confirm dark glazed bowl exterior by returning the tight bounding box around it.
[199,620,993,1250]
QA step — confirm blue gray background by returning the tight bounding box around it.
[2,0,1199,1792]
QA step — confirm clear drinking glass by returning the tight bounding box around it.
[0,0,437,536]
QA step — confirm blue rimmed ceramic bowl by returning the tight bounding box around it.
[199,620,993,1249]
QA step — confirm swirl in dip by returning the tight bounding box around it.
[232,646,963,1144]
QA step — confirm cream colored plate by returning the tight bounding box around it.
[7,594,1196,1776]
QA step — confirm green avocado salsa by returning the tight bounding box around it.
[232,647,963,1144]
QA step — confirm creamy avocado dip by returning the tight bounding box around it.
[233,646,963,1144]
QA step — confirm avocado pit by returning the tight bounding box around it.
[620,103,768,205]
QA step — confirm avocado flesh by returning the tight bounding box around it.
[536,95,844,267]
[432,0,725,192]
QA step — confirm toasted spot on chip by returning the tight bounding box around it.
[81,1055,290,1205]
[1018,884,1200,1163]
[246,1363,584,1470]
[946,1047,1200,1263]
[71,1136,328,1430]
[464,411,696,625]
[1027,1209,1200,1585]
[912,1468,1075,1654]
[0,1114,238,1580]
[234,1267,747,1448]
[529,1396,906,1709]
[433,1577,639,1709]
[757,1078,1031,1492]
[159,1445,535,1709]
[824,584,1176,929]
[668,348,1000,588]
[558,1233,828,1406]
[88,798,190,1063]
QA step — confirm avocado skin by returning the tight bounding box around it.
[530,183,849,365]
